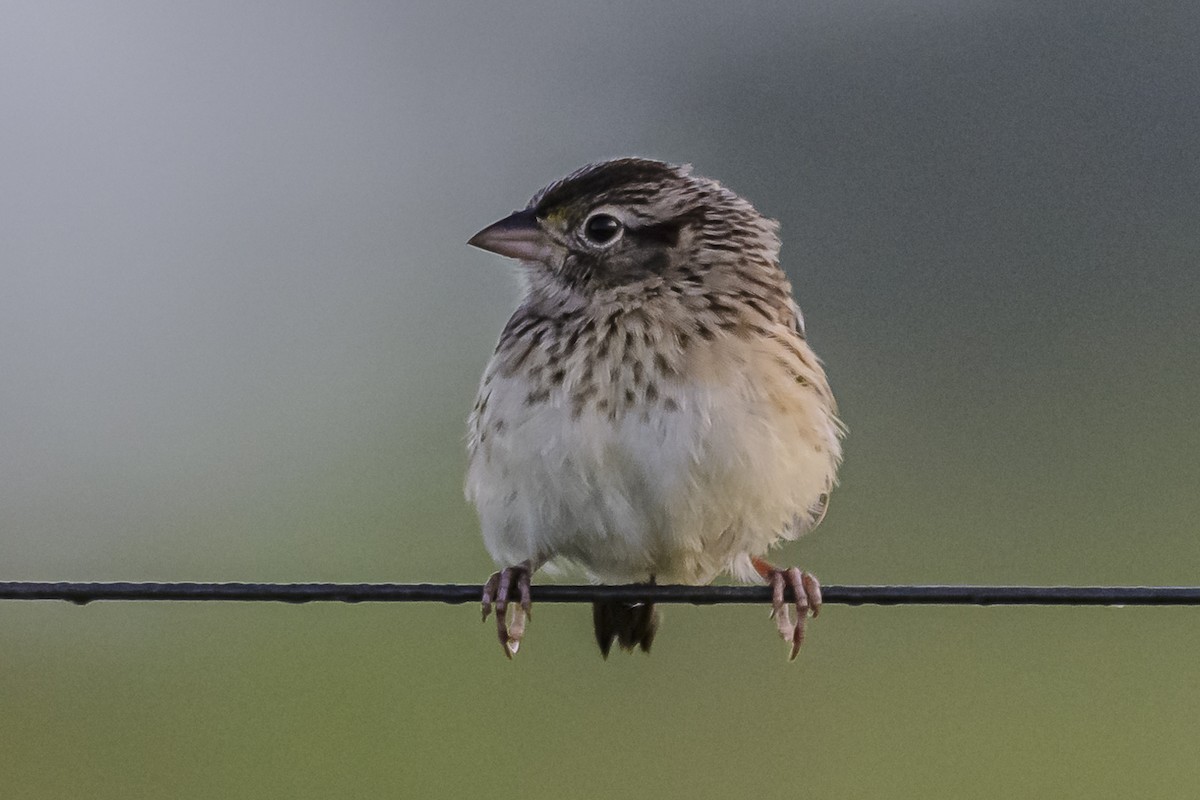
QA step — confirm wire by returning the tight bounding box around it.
[1,581,1198,606]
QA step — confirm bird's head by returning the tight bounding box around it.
[468,158,780,297]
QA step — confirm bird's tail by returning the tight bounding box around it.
[592,600,658,657]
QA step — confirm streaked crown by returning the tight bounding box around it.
[470,158,782,295]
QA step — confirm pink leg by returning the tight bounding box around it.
[752,556,823,661]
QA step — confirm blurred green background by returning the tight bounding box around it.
[2,2,1199,797]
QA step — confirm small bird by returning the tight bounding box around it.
[466,158,843,659]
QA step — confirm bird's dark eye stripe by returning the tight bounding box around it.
[629,221,681,247]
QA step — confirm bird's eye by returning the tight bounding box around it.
[583,214,622,245]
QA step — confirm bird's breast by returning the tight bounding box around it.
[467,318,840,582]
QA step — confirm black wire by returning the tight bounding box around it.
[1,581,1198,606]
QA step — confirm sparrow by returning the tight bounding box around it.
[466,158,843,659]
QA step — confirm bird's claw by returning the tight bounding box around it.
[481,564,533,658]
[768,566,822,661]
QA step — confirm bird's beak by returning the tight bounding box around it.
[468,209,552,263]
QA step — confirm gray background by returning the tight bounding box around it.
[2,2,1198,797]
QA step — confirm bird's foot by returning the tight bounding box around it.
[481,563,533,658]
[752,557,822,661]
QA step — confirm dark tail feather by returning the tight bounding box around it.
[592,600,658,658]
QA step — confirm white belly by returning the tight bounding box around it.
[466,361,839,584]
